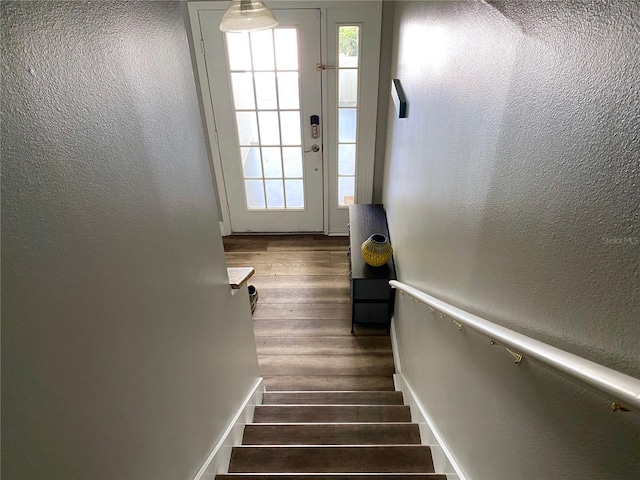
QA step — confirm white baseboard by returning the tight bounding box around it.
[393,373,466,480]
[390,317,402,374]
[390,318,465,480]
[193,377,264,480]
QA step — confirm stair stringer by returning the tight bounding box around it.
[391,320,466,480]
[194,377,265,480]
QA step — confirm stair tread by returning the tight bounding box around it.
[228,446,434,474]
[243,423,421,445]
[258,354,395,376]
[217,475,446,479]
[263,392,404,405]
[256,336,392,355]
[264,376,396,392]
[253,405,412,423]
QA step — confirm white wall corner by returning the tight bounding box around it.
[219,221,230,237]
[193,377,264,480]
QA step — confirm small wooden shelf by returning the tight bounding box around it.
[348,204,396,333]
[227,267,255,290]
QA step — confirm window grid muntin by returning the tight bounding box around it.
[226,28,305,210]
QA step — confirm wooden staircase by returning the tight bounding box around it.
[221,236,443,478]
[217,391,446,480]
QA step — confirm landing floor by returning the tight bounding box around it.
[223,234,395,391]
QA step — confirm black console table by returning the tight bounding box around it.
[348,204,397,334]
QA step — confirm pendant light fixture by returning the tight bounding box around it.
[219,0,278,32]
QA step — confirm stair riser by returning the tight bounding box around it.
[253,406,411,423]
[243,423,421,445]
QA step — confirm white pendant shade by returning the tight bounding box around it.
[220,0,279,32]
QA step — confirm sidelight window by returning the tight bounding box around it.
[337,25,359,206]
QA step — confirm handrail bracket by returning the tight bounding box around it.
[611,402,631,413]
[506,347,524,365]
[491,341,523,365]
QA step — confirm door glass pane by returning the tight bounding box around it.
[280,111,301,145]
[274,29,298,70]
[255,72,278,110]
[277,72,300,109]
[283,147,303,177]
[285,179,304,208]
[338,69,358,107]
[258,111,280,145]
[231,72,255,110]
[226,33,252,71]
[338,109,357,143]
[338,177,355,206]
[236,112,259,145]
[245,180,266,208]
[226,27,305,211]
[241,147,262,178]
[339,26,359,67]
[265,179,285,208]
[338,144,356,176]
[262,147,283,178]
[250,30,275,70]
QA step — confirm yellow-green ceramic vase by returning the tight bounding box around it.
[361,234,393,267]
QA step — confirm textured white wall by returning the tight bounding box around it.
[383,1,640,479]
[1,2,260,479]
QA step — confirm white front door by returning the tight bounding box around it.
[199,10,324,232]
[191,2,382,234]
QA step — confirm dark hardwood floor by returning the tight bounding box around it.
[223,235,395,391]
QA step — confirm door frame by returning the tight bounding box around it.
[188,1,382,235]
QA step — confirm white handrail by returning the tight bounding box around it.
[390,280,640,413]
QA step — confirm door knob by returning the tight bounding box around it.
[305,144,320,153]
